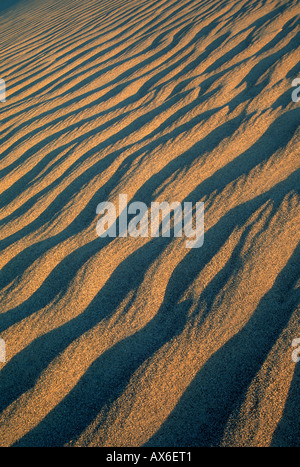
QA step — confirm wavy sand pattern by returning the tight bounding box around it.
[0,0,299,447]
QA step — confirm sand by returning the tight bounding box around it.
[0,0,299,447]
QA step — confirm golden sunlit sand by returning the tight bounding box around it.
[0,0,299,447]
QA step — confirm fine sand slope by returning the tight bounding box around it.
[0,0,299,447]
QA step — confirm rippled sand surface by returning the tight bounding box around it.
[0,0,299,447]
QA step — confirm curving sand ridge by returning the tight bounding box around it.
[0,0,299,447]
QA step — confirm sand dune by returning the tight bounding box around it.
[0,0,299,447]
